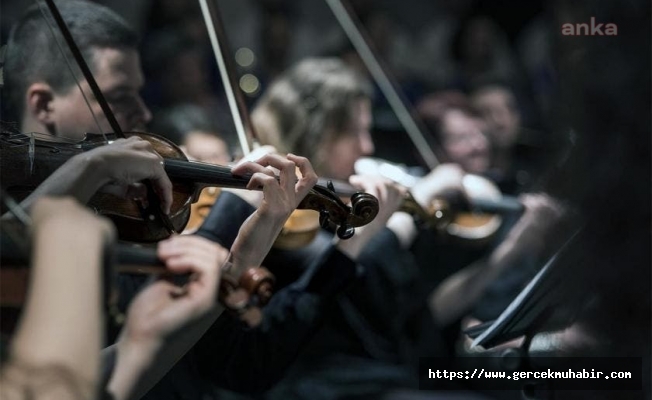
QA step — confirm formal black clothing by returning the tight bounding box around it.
[136,192,359,399]
[265,228,451,400]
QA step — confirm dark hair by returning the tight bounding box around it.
[3,0,138,120]
[251,58,373,170]
[151,103,222,146]
[415,91,476,146]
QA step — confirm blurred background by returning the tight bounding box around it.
[1,0,556,169]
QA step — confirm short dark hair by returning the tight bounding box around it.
[3,0,139,120]
[151,103,222,146]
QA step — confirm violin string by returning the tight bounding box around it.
[34,0,106,141]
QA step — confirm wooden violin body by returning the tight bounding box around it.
[0,130,195,242]
[185,187,222,233]
[185,189,323,249]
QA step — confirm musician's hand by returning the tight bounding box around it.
[109,235,226,400]
[337,175,406,259]
[459,317,525,354]
[229,153,318,274]
[224,145,279,207]
[238,145,279,163]
[350,174,405,224]
[86,136,173,214]
[411,163,465,208]
[231,153,317,219]
[121,235,227,348]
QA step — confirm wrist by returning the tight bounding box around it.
[117,334,162,368]
[74,151,112,190]
[222,187,263,208]
[230,210,286,273]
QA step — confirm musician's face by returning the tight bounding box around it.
[182,131,231,165]
[320,98,375,181]
[471,88,520,150]
[440,109,491,174]
[51,47,151,140]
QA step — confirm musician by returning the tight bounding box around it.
[417,88,546,196]
[0,147,317,400]
[3,2,399,398]
[415,95,492,177]
[243,57,472,399]
[246,56,575,400]
[3,0,171,214]
[0,196,226,400]
[150,103,232,165]
[470,83,545,194]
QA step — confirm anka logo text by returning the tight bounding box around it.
[561,17,618,36]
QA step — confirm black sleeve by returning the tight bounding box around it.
[194,191,255,248]
[334,228,423,358]
[193,245,358,393]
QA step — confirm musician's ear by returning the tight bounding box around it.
[25,82,56,126]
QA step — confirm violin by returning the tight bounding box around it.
[0,214,276,330]
[318,167,524,244]
[185,187,222,233]
[353,157,524,243]
[0,129,380,243]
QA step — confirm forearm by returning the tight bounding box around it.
[10,220,105,392]
[106,335,159,400]
[230,210,288,276]
[430,261,488,326]
[430,241,518,326]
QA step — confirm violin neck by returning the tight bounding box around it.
[164,159,251,189]
[317,177,358,197]
[469,196,524,215]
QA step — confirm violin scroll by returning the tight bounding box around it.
[304,182,379,240]
[349,191,382,227]
[218,266,275,327]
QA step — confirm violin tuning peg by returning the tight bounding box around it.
[336,224,355,240]
[319,211,331,230]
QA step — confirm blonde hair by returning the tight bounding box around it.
[252,58,372,171]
